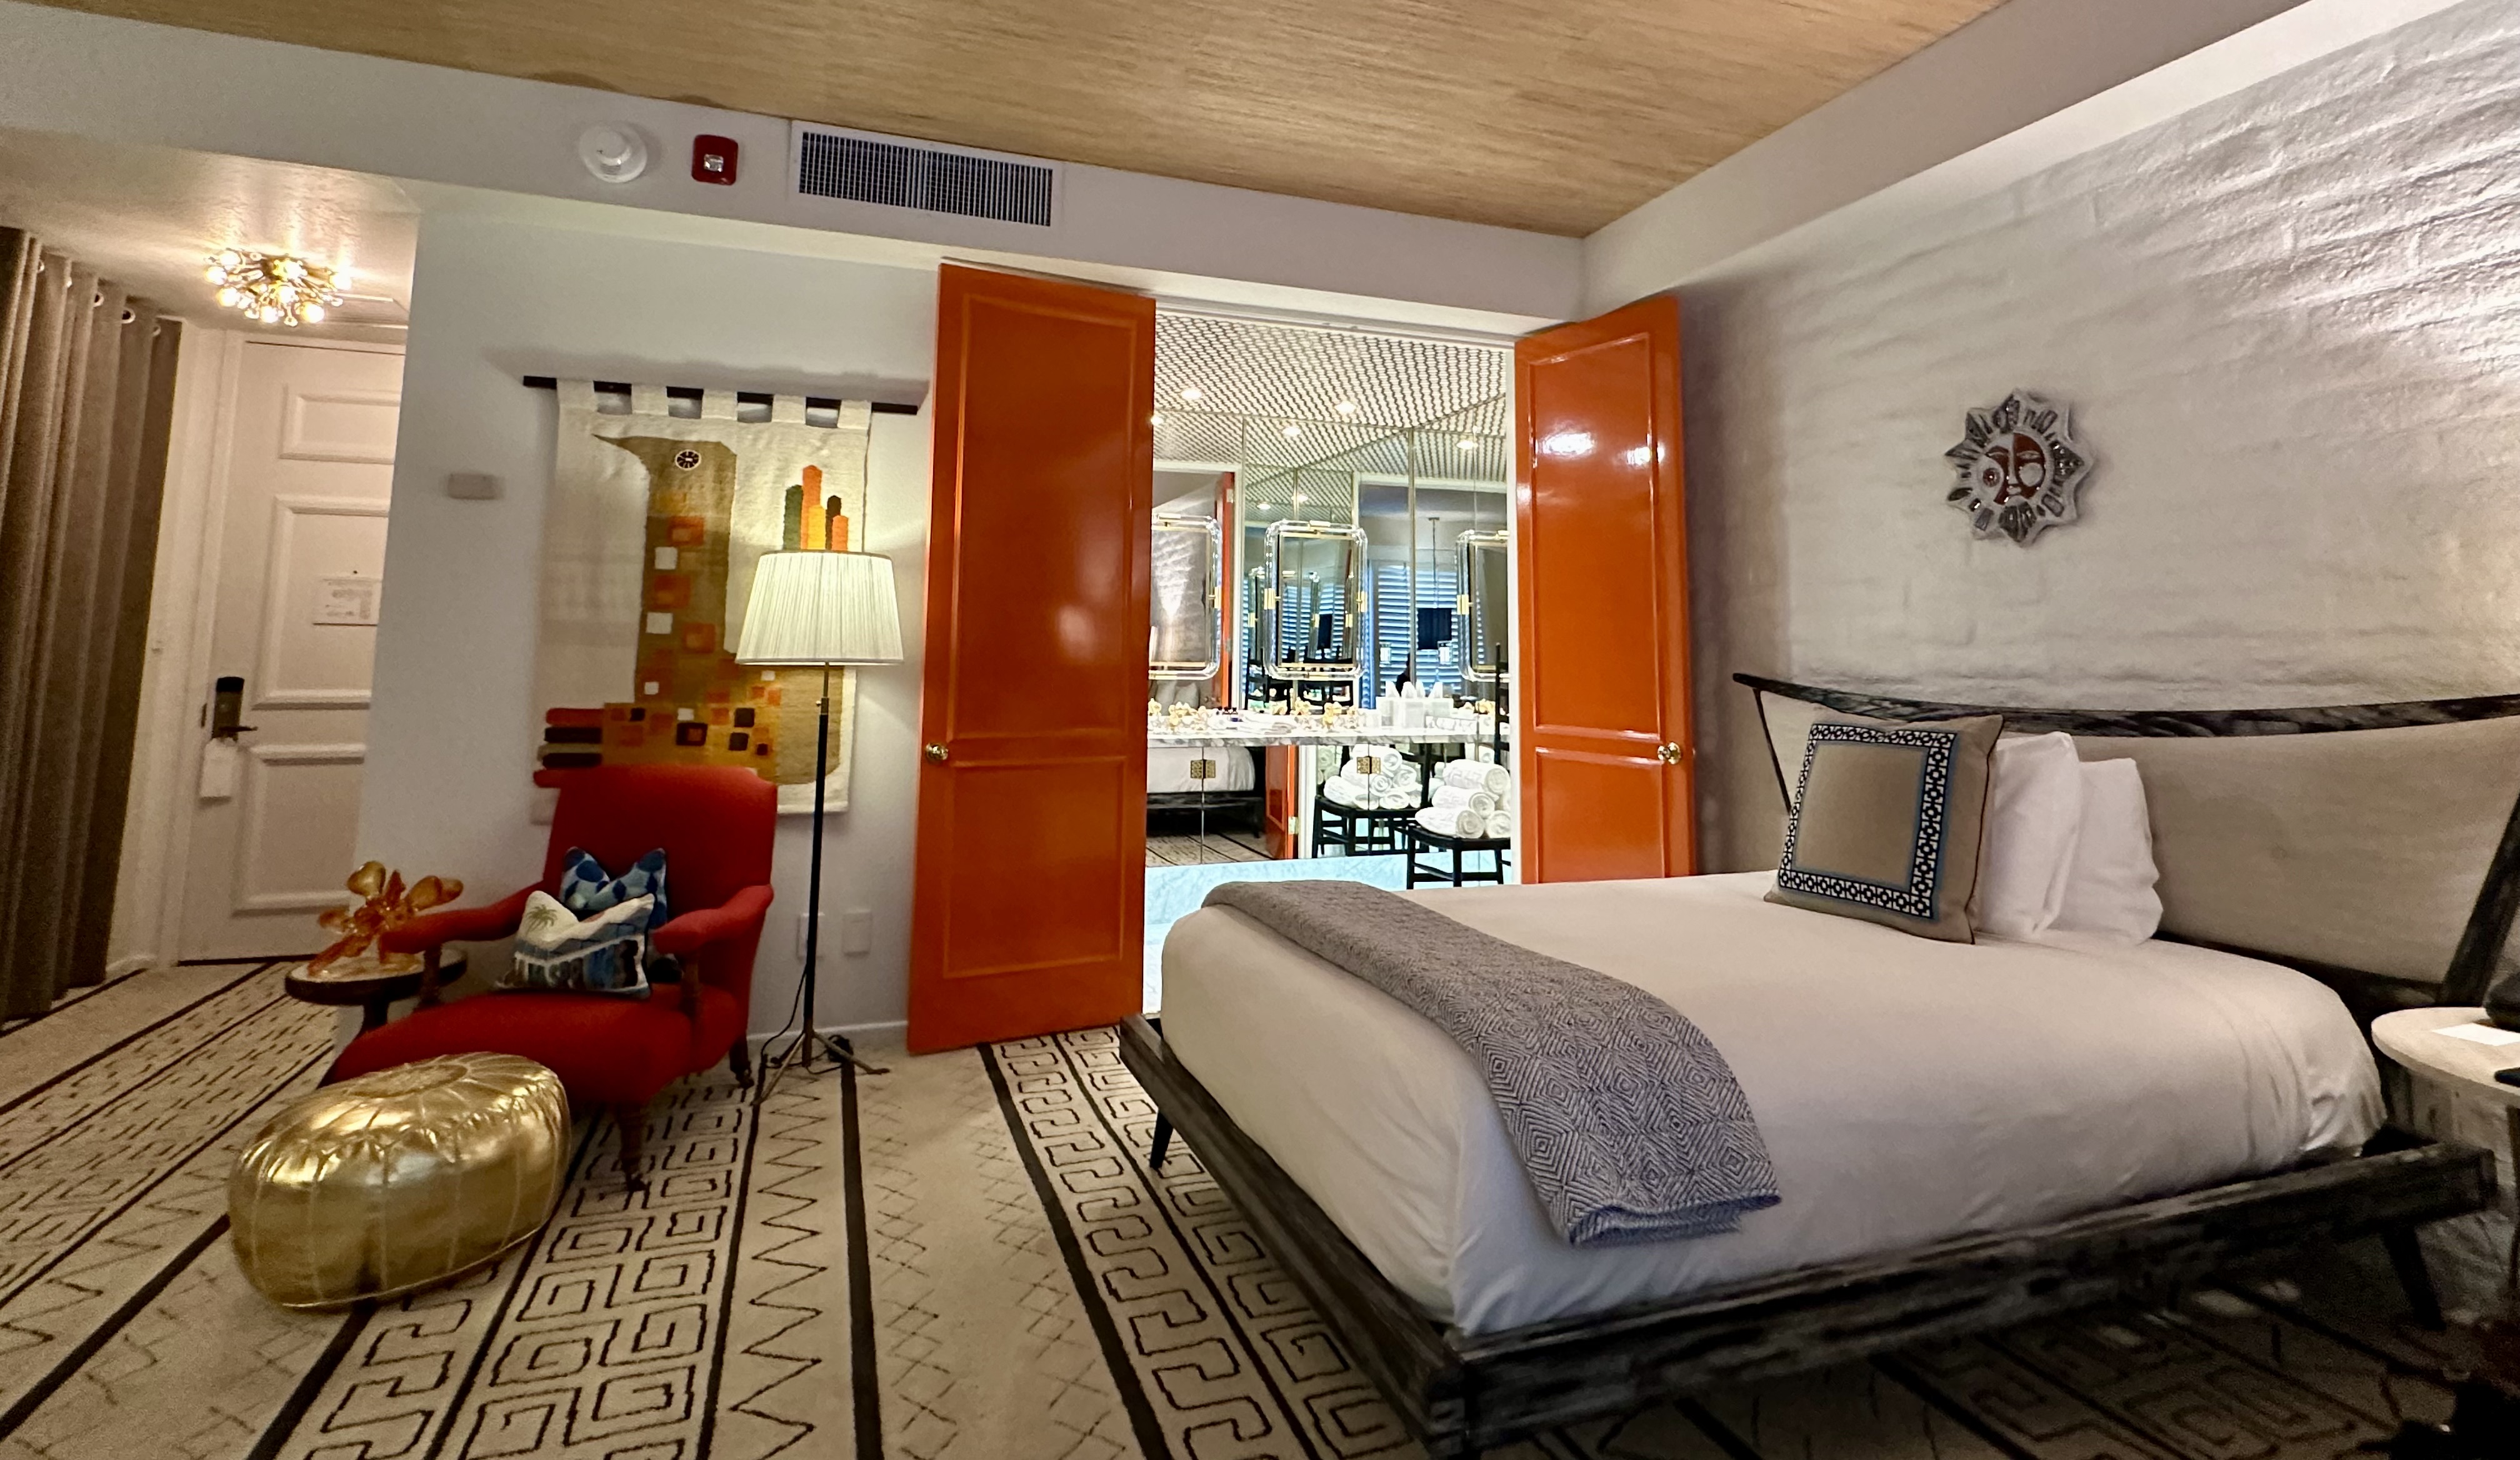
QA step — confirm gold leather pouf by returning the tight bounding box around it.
[230,1052,569,1309]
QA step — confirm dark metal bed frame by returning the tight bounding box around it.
[1119,675,2515,1458]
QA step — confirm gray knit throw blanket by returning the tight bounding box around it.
[1202,879,1779,1247]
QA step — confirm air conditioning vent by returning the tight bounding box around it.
[792,125,1056,227]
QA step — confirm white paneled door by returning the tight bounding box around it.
[180,340,403,961]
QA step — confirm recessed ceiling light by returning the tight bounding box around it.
[1292,492,1307,504]
[1151,412,1164,426]
[1335,400,1357,415]
[1180,386,1203,402]
[1282,424,1301,438]
[1458,439,1477,451]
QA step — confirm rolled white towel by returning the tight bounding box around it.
[1376,789,1418,811]
[1416,804,1487,838]
[1322,775,1371,808]
[1439,759,1510,796]
[1342,761,1420,805]
[1482,809,1516,839]
[1429,783,1496,816]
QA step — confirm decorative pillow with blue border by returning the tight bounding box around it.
[559,848,671,932]
[1764,714,2002,942]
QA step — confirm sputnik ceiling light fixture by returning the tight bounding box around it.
[204,250,343,328]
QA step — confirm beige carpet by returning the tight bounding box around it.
[0,968,2473,1459]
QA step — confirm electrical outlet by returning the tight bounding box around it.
[839,909,874,956]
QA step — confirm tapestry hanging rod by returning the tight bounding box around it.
[519,374,919,415]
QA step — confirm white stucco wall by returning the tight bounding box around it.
[1688,0,2520,873]
[361,212,936,1036]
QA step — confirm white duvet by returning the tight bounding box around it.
[1160,871,2381,1336]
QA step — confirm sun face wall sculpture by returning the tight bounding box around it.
[1944,391,2093,545]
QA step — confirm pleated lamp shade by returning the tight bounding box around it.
[736,550,904,666]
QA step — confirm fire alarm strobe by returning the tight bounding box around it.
[692,135,739,186]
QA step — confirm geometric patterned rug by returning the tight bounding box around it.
[0,970,2471,1459]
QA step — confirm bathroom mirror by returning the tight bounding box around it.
[1264,519,1367,683]
[1456,529,1509,686]
[1149,514,1223,681]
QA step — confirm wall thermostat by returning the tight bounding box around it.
[578,124,650,184]
[692,134,739,185]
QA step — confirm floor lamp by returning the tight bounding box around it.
[736,549,904,1101]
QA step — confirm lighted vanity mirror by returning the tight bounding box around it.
[1264,519,1368,683]
[1457,529,1509,685]
[1150,514,1224,681]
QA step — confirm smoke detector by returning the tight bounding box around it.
[578,124,651,184]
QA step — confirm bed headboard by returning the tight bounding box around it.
[1736,674,2520,1017]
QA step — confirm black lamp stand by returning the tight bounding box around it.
[754,660,886,1104]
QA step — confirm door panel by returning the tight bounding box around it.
[181,341,402,959]
[1513,296,1694,882]
[909,264,1154,1051]
[941,757,1128,978]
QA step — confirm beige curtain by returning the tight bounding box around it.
[0,228,182,1018]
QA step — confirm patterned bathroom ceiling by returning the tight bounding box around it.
[1152,311,1510,508]
[1156,312,1508,433]
[36,0,2008,234]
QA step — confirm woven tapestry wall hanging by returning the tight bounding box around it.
[536,381,874,812]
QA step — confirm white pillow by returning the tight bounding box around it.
[2044,758,2163,944]
[1973,732,2086,939]
[516,889,656,951]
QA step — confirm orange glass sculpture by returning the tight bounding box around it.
[310,862,464,974]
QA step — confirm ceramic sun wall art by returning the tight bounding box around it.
[1944,390,2093,545]
[537,382,874,812]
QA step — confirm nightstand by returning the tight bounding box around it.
[2373,1006,2520,1298]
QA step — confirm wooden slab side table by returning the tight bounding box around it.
[2374,1005,2520,1300]
[284,949,468,1032]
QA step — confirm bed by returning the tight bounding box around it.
[1119,676,2512,1457]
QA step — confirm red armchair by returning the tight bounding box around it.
[341,764,776,1183]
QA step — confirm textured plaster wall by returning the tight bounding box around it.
[1682,0,2520,1303]
[1687,0,2520,876]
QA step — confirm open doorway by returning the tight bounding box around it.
[1140,311,1516,1007]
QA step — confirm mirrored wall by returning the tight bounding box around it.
[1149,312,1512,714]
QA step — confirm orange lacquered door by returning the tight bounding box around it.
[1513,294,1696,882]
[908,264,1155,1051]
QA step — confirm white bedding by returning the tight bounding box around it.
[1160,871,2382,1335]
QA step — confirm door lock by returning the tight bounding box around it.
[923,742,951,763]
[1655,742,1684,764]
[209,675,258,741]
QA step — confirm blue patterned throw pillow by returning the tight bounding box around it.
[1764,715,2002,942]
[559,848,671,932]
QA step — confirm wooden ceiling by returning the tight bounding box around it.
[41,0,2008,236]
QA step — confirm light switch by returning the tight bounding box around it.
[839,909,874,956]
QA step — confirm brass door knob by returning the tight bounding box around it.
[1656,742,1684,764]
[924,742,950,763]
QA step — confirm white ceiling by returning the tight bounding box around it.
[0,126,418,342]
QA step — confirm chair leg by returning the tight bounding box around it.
[2381,1226,2445,1330]
[612,1101,651,1193]
[728,1040,754,1091]
[1149,1114,1174,1169]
